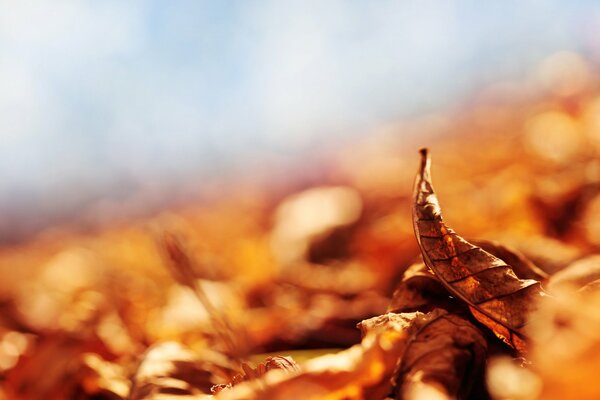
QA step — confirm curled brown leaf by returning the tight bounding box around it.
[412,148,548,353]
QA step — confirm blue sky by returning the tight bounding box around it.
[1,1,600,237]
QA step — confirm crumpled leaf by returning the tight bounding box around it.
[412,148,547,353]
[4,332,112,400]
[129,342,232,399]
[392,310,488,400]
[211,356,300,394]
[215,311,443,400]
[546,254,600,293]
[244,281,388,351]
[387,262,449,313]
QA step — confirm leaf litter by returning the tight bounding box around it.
[3,53,600,399]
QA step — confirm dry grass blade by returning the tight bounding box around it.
[412,148,548,353]
[160,232,247,363]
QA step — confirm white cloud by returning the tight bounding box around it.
[0,1,145,191]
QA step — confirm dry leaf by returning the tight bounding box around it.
[211,356,300,394]
[393,311,488,400]
[473,240,548,282]
[3,332,112,400]
[387,262,449,313]
[412,148,547,353]
[546,254,600,293]
[216,311,442,400]
[129,342,232,399]
[78,353,129,399]
[504,235,583,276]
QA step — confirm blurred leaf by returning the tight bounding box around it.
[129,342,233,400]
[527,288,600,400]
[547,255,600,293]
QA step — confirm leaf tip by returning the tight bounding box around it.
[418,148,431,176]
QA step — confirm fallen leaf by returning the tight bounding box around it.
[216,311,442,400]
[412,148,547,353]
[4,332,112,400]
[129,342,232,399]
[387,262,449,313]
[392,310,488,400]
[503,234,582,275]
[211,356,300,394]
[79,353,129,399]
[547,255,600,293]
[473,239,548,281]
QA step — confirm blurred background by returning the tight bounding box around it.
[3,0,600,242]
